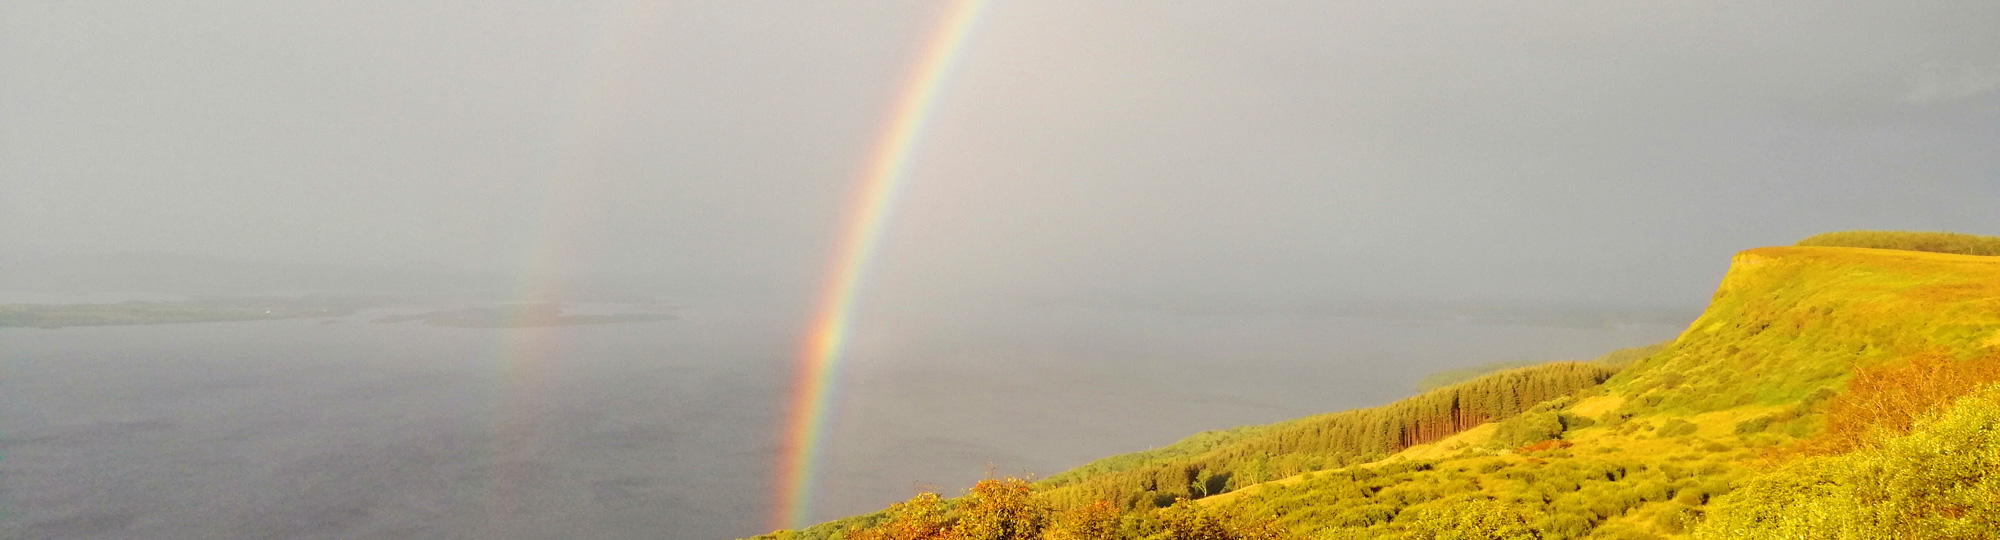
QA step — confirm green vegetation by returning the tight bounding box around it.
[1696,384,2000,540]
[800,478,1291,540]
[1796,230,2000,256]
[1040,426,1278,488]
[1035,363,1617,513]
[1219,451,1747,540]
[0,297,362,328]
[1604,246,2000,417]
[759,237,2000,540]
[371,303,674,327]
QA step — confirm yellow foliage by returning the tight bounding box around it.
[1695,385,2000,539]
[1803,351,2000,456]
[1396,498,1542,540]
[844,493,952,540]
[1043,501,1120,540]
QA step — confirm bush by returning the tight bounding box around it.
[1044,501,1120,540]
[842,478,1055,540]
[1156,499,1295,540]
[1672,488,1704,506]
[1796,230,2000,256]
[844,493,951,540]
[1804,351,2000,456]
[1652,503,1699,534]
[1556,412,1596,430]
[1732,416,1771,435]
[1655,419,1699,438]
[955,478,1049,540]
[1396,499,1542,540]
[1534,513,1593,540]
[1495,412,1567,447]
[1695,385,2000,539]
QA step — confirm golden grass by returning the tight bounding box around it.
[1570,395,1625,418]
[1393,423,1499,461]
[1193,245,2000,537]
[1196,423,1508,508]
[1613,246,2000,414]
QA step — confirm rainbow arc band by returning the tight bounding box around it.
[772,0,992,532]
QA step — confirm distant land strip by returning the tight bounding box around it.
[371,304,675,328]
[0,297,361,328]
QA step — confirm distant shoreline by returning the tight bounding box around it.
[0,298,676,329]
[0,298,360,329]
[371,304,676,328]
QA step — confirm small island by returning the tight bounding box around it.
[371,303,674,328]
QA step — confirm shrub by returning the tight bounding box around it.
[1534,513,1593,540]
[1652,502,1699,534]
[1396,499,1542,540]
[1156,499,1295,540]
[843,478,1055,540]
[956,478,1050,540]
[1495,411,1567,447]
[1805,351,2000,455]
[1634,480,1673,503]
[1695,385,2000,539]
[1732,416,1771,435]
[1655,419,1699,438]
[1591,524,1666,540]
[844,493,951,540]
[1044,501,1120,540]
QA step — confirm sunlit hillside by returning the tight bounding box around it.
[1796,230,2000,256]
[758,232,2000,540]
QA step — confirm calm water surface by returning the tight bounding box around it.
[0,303,1681,539]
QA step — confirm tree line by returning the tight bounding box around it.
[1036,362,1618,511]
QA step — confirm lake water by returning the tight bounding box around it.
[0,302,1682,540]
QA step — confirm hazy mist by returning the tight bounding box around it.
[6,1,1997,312]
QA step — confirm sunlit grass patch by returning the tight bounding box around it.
[1796,230,2000,256]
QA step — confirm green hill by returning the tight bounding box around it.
[755,241,2000,540]
[1795,230,2000,256]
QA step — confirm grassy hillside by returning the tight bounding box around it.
[1606,247,2000,416]
[756,243,2000,540]
[1796,230,2000,256]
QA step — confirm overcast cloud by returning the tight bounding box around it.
[4,1,1998,310]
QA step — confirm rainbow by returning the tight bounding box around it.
[481,2,662,534]
[773,0,993,531]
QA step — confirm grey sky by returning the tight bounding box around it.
[5,1,1998,308]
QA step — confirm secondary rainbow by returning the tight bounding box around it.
[773,0,993,531]
[480,2,662,534]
